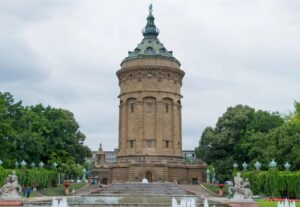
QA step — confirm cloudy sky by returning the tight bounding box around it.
[1,0,299,151]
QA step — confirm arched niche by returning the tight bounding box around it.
[126,98,137,113]
[163,98,173,113]
[143,97,156,113]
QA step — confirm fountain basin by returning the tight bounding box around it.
[23,195,228,207]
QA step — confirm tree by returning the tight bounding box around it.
[195,104,284,182]
[289,101,300,124]
[266,122,300,170]
[0,92,92,168]
[0,92,23,166]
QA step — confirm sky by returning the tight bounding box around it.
[0,0,299,151]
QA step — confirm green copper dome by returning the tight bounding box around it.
[121,4,180,66]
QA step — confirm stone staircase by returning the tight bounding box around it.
[180,184,216,198]
[74,184,99,195]
[92,183,191,196]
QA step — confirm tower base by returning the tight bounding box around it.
[91,156,206,184]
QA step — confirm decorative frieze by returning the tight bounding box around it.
[116,66,185,85]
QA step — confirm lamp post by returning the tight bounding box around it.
[52,162,59,184]
[269,159,277,168]
[82,168,87,182]
[206,168,210,183]
[284,162,291,171]
[52,162,58,169]
[254,161,261,171]
[39,161,44,168]
[242,162,248,171]
[211,167,216,184]
[20,160,27,168]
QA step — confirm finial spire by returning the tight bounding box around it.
[149,4,153,15]
[143,4,159,38]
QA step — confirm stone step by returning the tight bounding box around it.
[93,183,189,196]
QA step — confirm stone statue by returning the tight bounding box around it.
[228,172,253,200]
[0,171,21,198]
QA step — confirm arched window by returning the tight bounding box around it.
[143,97,156,113]
[127,98,137,113]
[129,140,134,148]
[147,103,152,112]
[177,100,181,108]
[146,47,154,54]
[159,48,166,53]
[163,98,173,113]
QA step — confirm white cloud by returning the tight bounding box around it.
[0,0,299,151]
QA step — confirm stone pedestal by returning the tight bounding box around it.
[63,181,71,195]
[228,201,259,207]
[218,188,224,196]
[64,186,69,195]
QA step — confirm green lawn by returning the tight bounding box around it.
[27,182,88,197]
[202,183,228,196]
[255,199,300,207]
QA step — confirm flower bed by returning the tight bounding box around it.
[267,198,300,202]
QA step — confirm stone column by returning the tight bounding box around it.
[136,100,144,154]
[156,100,164,154]
[118,102,123,155]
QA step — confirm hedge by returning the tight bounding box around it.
[242,169,300,198]
[0,168,57,188]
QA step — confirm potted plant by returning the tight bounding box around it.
[216,184,225,196]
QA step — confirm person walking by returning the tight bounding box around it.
[26,187,32,198]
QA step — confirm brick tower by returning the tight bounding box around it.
[92,5,206,184]
[117,4,185,162]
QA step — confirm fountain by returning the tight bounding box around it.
[204,198,209,207]
[172,198,178,207]
[171,197,196,207]
[24,183,227,206]
[277,199,296,207]
[51,197,68,207]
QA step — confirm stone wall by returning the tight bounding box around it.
[106,163,206,184]
[110,167,129,183]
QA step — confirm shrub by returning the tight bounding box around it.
[0,168,57,188]
[242,170,300,198]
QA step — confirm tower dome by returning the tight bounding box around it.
[121,4,180,66]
